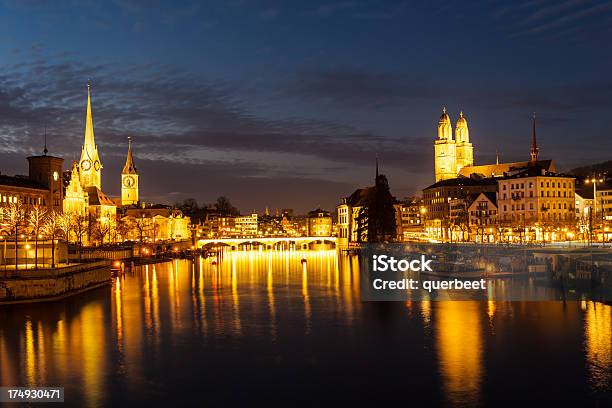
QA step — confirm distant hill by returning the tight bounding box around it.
[569,160,612,178]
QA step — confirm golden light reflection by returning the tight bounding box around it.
[302,263,311,335]
[52,317,67,380]
[24,319,36,386]
[231,261,242,337]
[267,260,277,342]
[144,266,152,332]
[436,301,483,407]
[152,266,160,337]
[584,301,611,389]
[114,276,123,348]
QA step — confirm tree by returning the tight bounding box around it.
[92,219,111,245]
[1,202,27,272]
[72,214,89,258]
[133,212,149,242]
[43,211,62,268]
[27,205,47,269]
[116,219,130,242]
[215,196,239,216]
[179,198,199,215]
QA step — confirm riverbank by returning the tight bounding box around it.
[0,260,111,305]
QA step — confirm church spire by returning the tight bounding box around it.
[375,155,379,180]
[84,80,96,152]
[43,125,48,155]
[530,112,539,162]
[79,80,102,189]
[122,137,137,174]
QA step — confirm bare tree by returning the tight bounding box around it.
[72,214,89,254]
[27,205,48,269]
[92,219,111,245]
[43,210,62,268]
[133,212,149,242]
[1,202,27,272]
[116,219,130,242]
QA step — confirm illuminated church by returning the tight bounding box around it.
[433,108,554,182]
[64,83,140,222]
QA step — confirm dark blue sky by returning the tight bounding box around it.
[1,0,611,213]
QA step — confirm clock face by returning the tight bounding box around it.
[53,171,59,181]
[123,176,134,187]
[81,160,91,170]
[94,160,101,170]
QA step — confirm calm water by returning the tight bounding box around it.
[0,250,610,407]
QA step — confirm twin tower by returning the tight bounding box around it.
[434,108,474,182]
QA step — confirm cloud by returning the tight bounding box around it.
[0,54,430,212]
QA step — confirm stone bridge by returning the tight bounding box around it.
[197,236,336,250]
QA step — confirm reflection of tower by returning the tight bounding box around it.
[455,111,474,172]
[121,137,139,206]
[434,108,457,182]
[79,81,103,189]
[436,301,483,406]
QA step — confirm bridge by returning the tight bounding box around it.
[197,236,336,250]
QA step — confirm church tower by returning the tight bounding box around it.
[455,111,474,172]
[434,107,457,182]
[121,137,139,206]
[530,113,539,162]
[79,81,102,189]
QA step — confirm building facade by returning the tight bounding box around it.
[307,208,333,237]
[434,109,473,182]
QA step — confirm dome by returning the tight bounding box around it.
[438,107,451,125]
[456,111,468,127]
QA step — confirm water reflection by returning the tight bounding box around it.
[584,301,612,389]
[436,301,483,407]
[0,249,609,406]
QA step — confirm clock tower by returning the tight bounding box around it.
[121,137,139,206]
[79,81,103,189]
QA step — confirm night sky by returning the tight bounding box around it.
[1,0,611,213]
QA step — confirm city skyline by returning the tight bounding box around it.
[1,1,611,213]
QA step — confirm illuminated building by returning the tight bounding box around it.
[122,206,191,242]
[457,114,554,178]
[306,208,332,237]
[63,161,88,215]
[121,138,139,206]
[337,162,403,246]
[434,109,474,182]
[0,149,64,212]
[422,177,497,240]
[235,213,258,237]
[63,82,117,226]
[79,82,102,190]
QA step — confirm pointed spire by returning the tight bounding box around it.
[442,106,447,114]
[122,136,138,174]
[43,125,48,155]
[530,112,539,161]
[375,154,379,180]
[84,80,96,152]
[459,111,463,118]
[496,151,499,165]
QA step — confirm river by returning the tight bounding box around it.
[0,249,610,406]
